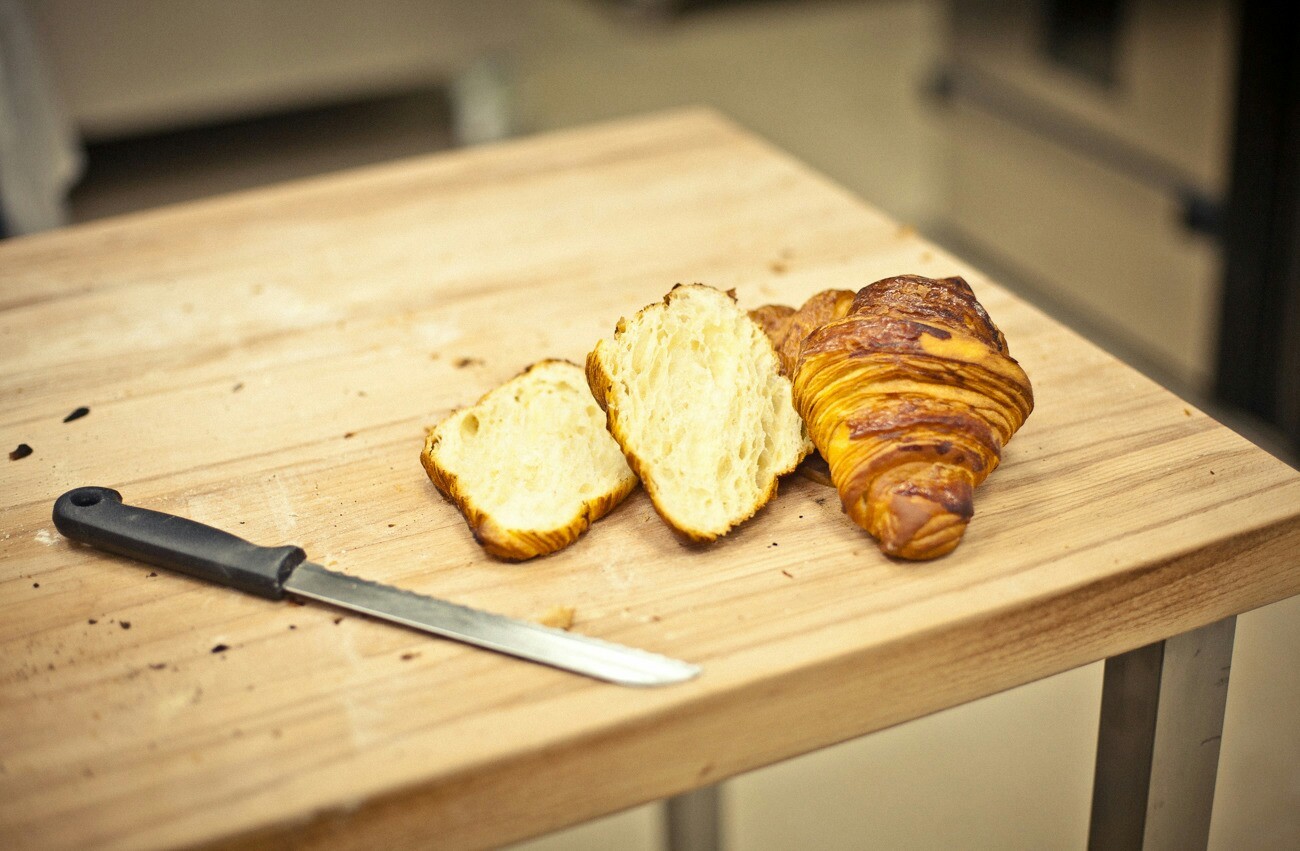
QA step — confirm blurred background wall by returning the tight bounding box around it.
[4,0,1297,847]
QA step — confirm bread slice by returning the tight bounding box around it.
[587,284,812,542]
[421,360,638,560]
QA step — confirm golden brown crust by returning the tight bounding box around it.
[789,275,1034,559]
[420,360,637,561]
[777,289,857,375]
[750,290,856,375]
[747,304,796,360]
[585,347,614,414]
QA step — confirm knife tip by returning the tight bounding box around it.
[611,661,702,688]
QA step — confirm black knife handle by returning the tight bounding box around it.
[52,486,305,600]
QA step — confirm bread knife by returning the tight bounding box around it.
[52,487,700,687]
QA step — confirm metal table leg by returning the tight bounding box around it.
[665,785,722,851]
[1088,616,1237,850]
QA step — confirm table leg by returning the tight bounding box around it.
[1088,616,1236,851]
[665,785,722,851]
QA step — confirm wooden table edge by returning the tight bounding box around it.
[194,513,1300,851]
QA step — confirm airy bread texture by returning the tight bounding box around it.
[587,284,812,542]
[421,360,637,560]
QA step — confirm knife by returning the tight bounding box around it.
[52,486,700,687]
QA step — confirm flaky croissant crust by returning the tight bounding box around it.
[789,275,1033,559]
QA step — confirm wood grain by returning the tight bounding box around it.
[2,108,1298,850]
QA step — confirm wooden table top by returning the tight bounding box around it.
[3,109,1299,850]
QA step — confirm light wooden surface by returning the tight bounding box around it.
[1,109,1298,850]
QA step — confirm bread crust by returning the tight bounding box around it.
[421,359,637,561]
[750,289,855,376]
[788,275,1033,559]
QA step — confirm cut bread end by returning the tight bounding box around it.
[587,284,812,542]
[421,359,637,560]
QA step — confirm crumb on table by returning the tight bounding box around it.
[537,605,576,631]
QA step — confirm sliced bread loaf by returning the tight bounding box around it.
[421,359,638,560]
[586,284,812,542]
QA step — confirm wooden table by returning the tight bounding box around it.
[2,109,1298,850]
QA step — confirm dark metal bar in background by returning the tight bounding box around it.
[666,785,722,851]
[1215,0,1300,459]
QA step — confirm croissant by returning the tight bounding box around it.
[762,275,1033,559]
[751,288,856,376]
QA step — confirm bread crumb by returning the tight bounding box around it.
[538,605,576,630]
